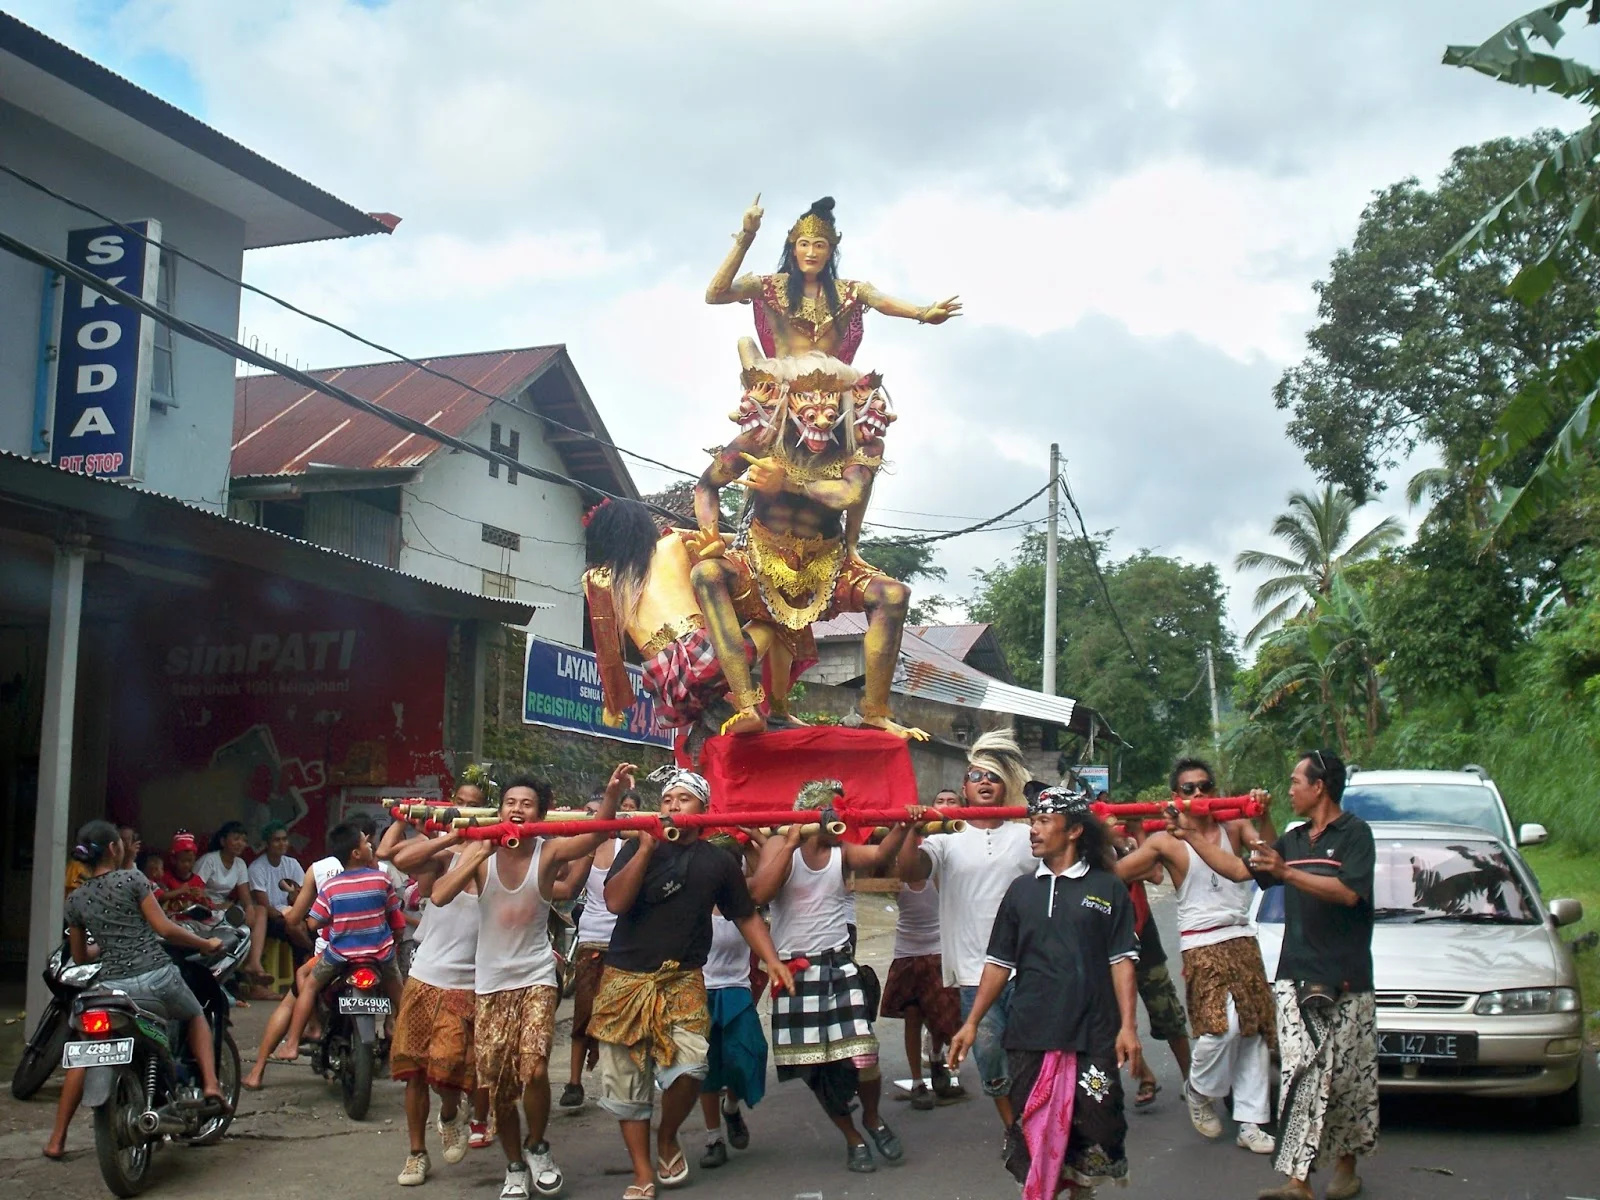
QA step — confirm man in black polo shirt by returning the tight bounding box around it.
[588,769,793,1199]
[1177,750,1376,1200]
[949,785,1141,1198]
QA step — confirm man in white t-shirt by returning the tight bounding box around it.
[249,821,310,959]
[195,820,271,991]
[896,731,1036,1131]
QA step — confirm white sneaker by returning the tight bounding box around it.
[398,1151,430,1186]
[1184,1083,1223,1139]
[1236,1122,1276,1154]
[523,1141,563,1196]
[500,1162,531,1200]
[438,1112,468,1165]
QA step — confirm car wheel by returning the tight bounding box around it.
[1537,1078,1583,1127]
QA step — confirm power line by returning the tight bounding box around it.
[1057,473,1143,669]
[871,482,1055,547]
[0,160,701,482]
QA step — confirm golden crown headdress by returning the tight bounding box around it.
[788,197,840,245]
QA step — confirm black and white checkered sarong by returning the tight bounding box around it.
[770,951,878,1069]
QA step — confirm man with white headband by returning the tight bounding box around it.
[588,768,793,1200]
[950,783,1141,1198]
[895,730,1037,1130]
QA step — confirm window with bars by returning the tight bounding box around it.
[481,522,520,551]
[481,568,516,599]
[488,422,520,483]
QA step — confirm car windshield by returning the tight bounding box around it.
[1254,839,1539,925]
[1341,783,1506,838]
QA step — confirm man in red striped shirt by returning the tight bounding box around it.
[279,823,406,1059]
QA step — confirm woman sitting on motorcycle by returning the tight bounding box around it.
[44,820,230,1159]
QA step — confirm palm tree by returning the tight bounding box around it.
[1235,485,1404,647]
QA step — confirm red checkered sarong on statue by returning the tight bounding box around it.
[639,627,754,730]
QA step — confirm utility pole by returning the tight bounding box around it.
[1042,443,1060,696]
[1205,644,1221,755]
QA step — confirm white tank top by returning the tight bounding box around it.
[310,856,341,956]
[703,912,751,991]
[575,841,620,946]
[474,843,557,994]
[893,880,942,959]
[409,888,480,992]
[768,846,849,958]
[1176,828,1255,951]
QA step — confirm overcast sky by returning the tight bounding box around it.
[17,0,1586,649]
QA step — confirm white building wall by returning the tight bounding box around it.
[0,98,246,511]
[397,402,587,645]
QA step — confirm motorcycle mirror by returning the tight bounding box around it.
[183,904,211,921]
[223,904,246,928]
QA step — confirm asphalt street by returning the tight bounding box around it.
[2,887,1595,1200]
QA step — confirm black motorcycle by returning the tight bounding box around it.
[12,935,102,1100]
[307,959,391,1120]
[65,911,248,1196]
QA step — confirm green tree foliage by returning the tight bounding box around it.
[1234,485,1404,646]
[1274,131,1600,502]
[857,537,949,624]
[966,531,1233,792]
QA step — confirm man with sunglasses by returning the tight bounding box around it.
[896,730,1037,1131]
[1113,758,1278,1155]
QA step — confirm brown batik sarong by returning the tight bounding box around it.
[1182,935,1276,1046]
[391,977,475,1092]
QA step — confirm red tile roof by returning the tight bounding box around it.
[231,346,563,476]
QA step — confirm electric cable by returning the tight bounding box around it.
[1057,473,1143,669]
[868,481,1054,547]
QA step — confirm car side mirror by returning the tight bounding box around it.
[1549,898,1583,928]
[1518,823,1549,847]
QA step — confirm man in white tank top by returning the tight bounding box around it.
[384,804,485,1187]
[557,794,623,1111]
[748,779,922,1174]
[1114,758,1278,1155]
[431,765,630,1200]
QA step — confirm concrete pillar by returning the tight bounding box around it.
[26,538,85,1026]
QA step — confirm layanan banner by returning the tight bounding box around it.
[522,636,673,749]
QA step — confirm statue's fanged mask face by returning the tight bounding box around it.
[731,380,781,435]
[853,379,894,441]
[789,393,841,453]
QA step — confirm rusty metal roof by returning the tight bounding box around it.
[231,346,638,499]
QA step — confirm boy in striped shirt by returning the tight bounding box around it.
[279,822,406,1058]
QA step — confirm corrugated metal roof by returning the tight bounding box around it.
[806,614,1119,741]
[908,623,988,661]
[0,450,538,624]
[232,347,562,475]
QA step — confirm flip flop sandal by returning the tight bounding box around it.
[1135,1080,1161,1107]
[623,1186,656,1200]
[655,1144,689,1188]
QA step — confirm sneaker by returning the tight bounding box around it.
[722,1106,749,1150]
[846,1142,876,1173]
[500,1163,531,1200]
[1185,1083,1223,1139]
[931,1063,965,1100]
[398,1151,430,1186]
[438,1113,468,1165]
[523,1141,563,1196]
[557,1082,584,1109]
[1236,1122,1276,1155]
[699,1138,728,1169]
[865,1120,904,1164]
[469,1120,492,1149]
[910,1083,935,1111]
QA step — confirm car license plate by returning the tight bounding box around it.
[338,994,392,1015]
[1377,1031,1477,1063]
[63,1038,134,1068]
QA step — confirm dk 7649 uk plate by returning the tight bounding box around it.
[337,994,392,1015]
[63,1038,134,1068]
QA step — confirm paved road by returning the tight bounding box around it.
[3,888,1595,1199]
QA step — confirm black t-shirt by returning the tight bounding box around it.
[986,864,1138,1054]
[604,839,756,972]
[1261,810,1375,992]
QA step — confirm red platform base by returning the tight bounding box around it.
[684,726,920,814]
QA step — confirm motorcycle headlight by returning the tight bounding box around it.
[60,963,101,987]
[1474,987,1579,1015]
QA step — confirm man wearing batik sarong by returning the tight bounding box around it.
[1186,750,1377,1200]
[588,769,792,1200]
[950,785,1142,1199]
[748,781,921,1174]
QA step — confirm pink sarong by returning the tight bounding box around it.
[1019,1049,1079,1200]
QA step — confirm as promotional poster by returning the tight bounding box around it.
[1080,765,1111,797]
[523,636,672,749]
[50,220,160,479]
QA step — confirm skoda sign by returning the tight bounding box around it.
[50,221,160,479]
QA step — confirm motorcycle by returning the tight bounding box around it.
[12,935,102,1100]
[550,904,579,999]
[65,908,248,1197]
[307,959,392,1120]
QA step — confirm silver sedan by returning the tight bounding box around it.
[1251,821,1586,1125]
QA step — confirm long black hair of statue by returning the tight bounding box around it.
[584,497,661,620]
[777,196,843,323]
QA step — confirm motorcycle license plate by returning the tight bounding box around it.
[63,1038,134,1068]
[338,994,392,1015]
